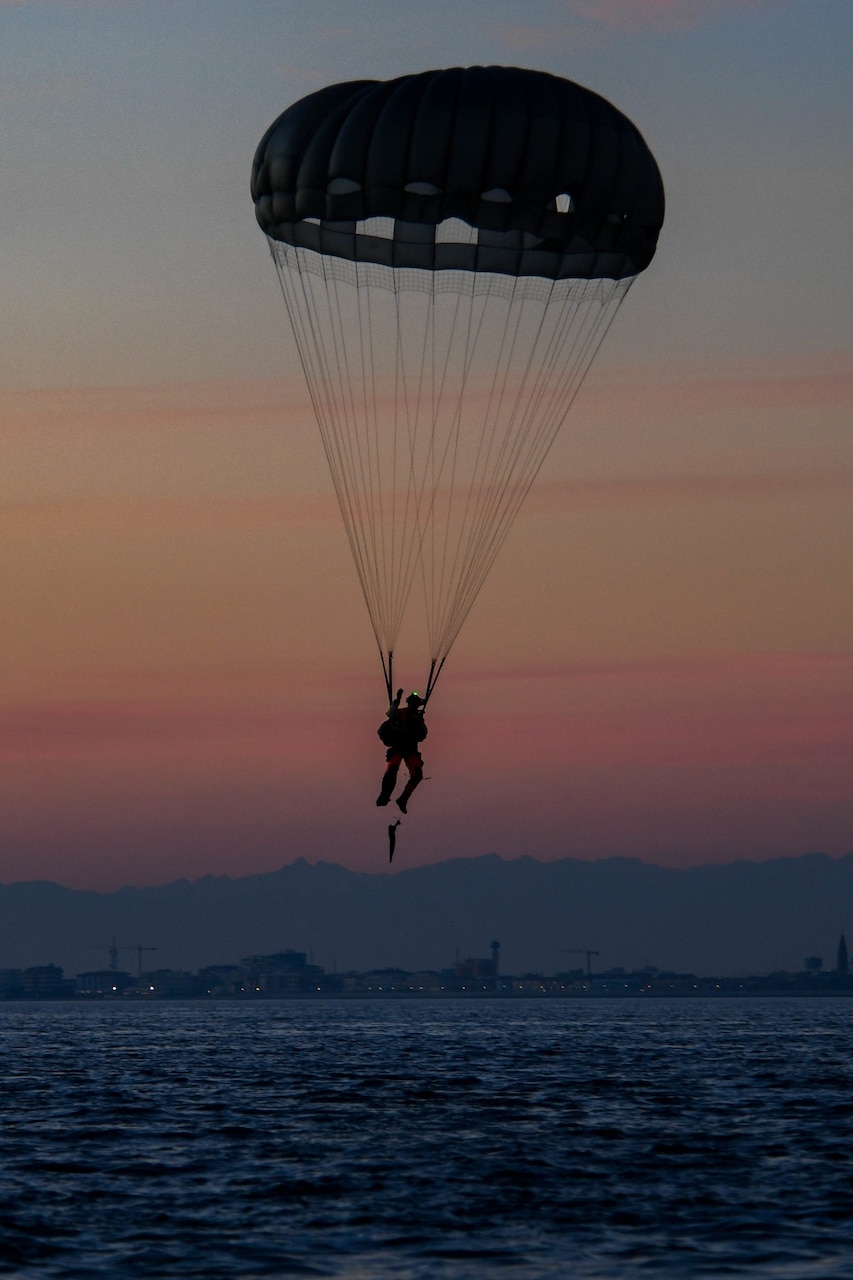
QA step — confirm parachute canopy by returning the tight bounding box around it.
[252,68,664,703]
[252,66,664,280]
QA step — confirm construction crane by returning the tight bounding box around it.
[560,948,600,977]
[93,939,157,978]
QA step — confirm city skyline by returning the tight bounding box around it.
[1,1,851,889]
[7,941,853,1002]
[1,849,850,979]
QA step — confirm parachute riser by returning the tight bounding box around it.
[379,650,442,710]
[380,650,394,709]
[422,657,446,709]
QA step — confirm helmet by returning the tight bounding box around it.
[406,691,424,707]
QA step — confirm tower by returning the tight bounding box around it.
[838,934,849,976]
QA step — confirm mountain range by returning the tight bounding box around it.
[1,851,851,979]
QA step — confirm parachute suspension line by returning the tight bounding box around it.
[272,245,389,660]
[271,242,635,696]
[355,259,392,649]
[392,272,482,661]
[471,288,626,650]
[315,264,388,648]
[386,288,417,655]
[432,281,484,640]
[383,268,402,645]
[382,275,429,648]
[448,284,628,653]
[424,275,555,665]
[271,247,385,656]
[396,274,458,647]
[425,274,493,662]
[432,275,540,656]
[327,267,388,640]
[427,278,632,665]
[456,279,580,584]
[397,273,498,662]
[502,282,632,526]
[332,259,403,652]
[427,299,540,660]
[350,268,376,613]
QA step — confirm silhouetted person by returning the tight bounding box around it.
[376,690,427,814]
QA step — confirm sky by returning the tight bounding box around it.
[0,0,850,890]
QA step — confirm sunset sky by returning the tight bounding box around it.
[1,0,850,890]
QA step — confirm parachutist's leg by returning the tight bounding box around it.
[395,754,424,814]
[377,752,401,806]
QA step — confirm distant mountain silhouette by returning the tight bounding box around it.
[0,852,851,978]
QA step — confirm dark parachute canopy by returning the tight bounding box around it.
[252,68,664,703]
[252,67,663,279]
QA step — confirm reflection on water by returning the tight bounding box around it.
[0,999,851,1278]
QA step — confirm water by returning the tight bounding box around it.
[0,999,851,1279]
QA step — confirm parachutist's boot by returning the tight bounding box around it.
[376,775,396,807]
[396,764,423,814]
[396,780,419,814]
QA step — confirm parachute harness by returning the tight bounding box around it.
[271,238,631,705]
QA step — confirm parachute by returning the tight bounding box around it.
[251,67,664,705]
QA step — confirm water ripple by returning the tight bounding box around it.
[0,999,851,1277]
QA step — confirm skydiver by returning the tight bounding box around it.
[376,689,428,814]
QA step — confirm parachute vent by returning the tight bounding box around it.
[356,216,396,240]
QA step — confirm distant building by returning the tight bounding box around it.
[838,934,849,976]
[142,969,198,998]
[21,965,73,998]
[76,970,133,996]
[364,968,409,992]
[451,949,499,991]
[239,949,323,994]
[409,970,445,992]
[198,965,242,996]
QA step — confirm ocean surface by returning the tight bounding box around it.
[0,998,851,1279]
